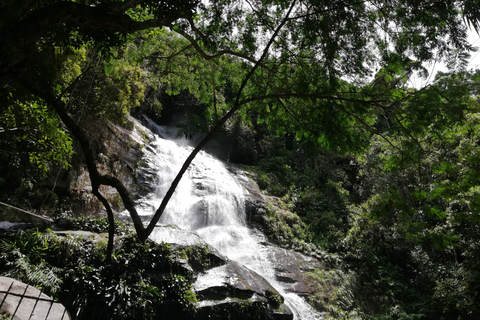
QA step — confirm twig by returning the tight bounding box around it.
[0,201,53,223]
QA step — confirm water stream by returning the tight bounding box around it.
[134,118,321,319]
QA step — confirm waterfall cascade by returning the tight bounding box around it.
[134,118,323,319]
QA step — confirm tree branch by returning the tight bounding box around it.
[93,189,116,263]
[12,2,183,40]
[1,1,196,87]
[171,27,271,69]
[20,77,147,241]
[239,92,386,106]
[144,0,298,237]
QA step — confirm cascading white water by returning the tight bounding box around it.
[135,118,322,319]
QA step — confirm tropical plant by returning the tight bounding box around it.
[1,0,479,260]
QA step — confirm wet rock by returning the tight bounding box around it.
[152,226,293,319]
[151,226,227,281]
[194,296,292,320]
[182,245,226,273]
[228,166,268,228]
[135,165,159,195]
[150,225,208,247]
[267,246,325,296]
[194,260,275,298]
[0,221,33,230]
[244,197,268,227]
[193,261,293,320]
[52,230,99,241]
[221,163,328,316]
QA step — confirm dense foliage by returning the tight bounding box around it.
[248,70,480,319]
[2,0,480,319]
[0,220,197,319]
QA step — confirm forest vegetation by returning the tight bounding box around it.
[1,0,480,319]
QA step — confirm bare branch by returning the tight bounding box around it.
[20,77,147,240]
[149,45,193,61]
[93,190,116,263]
[145,0,299,237]
[171,27,271,69]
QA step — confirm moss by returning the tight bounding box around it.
[263,201,310,248]
[137,127,151,144]
[238,164,289,197]
[108,193,124,211]
[176,244,225,273]
[261,201,340,267]
[137,159,149,168]
[265,289,283,310]
[124,119,135,131]
[305,269,359,318]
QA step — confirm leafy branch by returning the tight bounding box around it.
[144,0,299,237]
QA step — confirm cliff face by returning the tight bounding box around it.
[52,116,154,217]
[50,115,327,319]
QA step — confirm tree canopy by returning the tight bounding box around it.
[2,1,480,318]
[1,0,480,253]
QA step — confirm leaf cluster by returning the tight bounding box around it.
[339,70,480,318]
[0,226,198,320]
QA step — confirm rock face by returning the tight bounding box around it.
[226,164,268,229]
[193,260,293,320]
[267,246,325,296]
[160,228,325,320]
[48,115,156,216]
[227,162,327,303]
[155,226,294,320]
[44,115,326,319]
[0,277,71,320]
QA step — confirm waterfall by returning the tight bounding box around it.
[134,117,322,319]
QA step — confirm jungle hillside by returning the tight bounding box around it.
[1,0,480,319]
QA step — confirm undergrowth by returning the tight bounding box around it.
[262,200,340,266]
[0,219,198,320]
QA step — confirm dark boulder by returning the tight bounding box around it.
[193,260,293,320]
